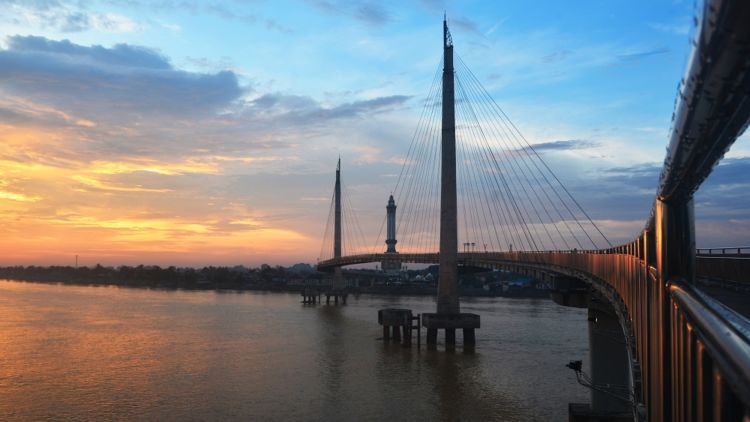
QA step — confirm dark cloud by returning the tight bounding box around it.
[418,0,445,12]
[245,93,412,125]
[528,139,599,152]
[59,11,90,32]
[615,46,670,63]
[355,3,390,26]
[0,107,31,125]
[203,3,291,33]
[571,157,750,226]
[8,35,171,69]
[0,35,243,117]
[543,49,573,64]
[307,0,391,26]
[695,158,750,221]
[451,17,482,36]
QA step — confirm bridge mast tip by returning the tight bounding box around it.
[443,14,452,48]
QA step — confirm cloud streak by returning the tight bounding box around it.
[1,0,141,33]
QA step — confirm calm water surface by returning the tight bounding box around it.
[0,280,590,421]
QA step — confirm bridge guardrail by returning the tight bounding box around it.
[668,279,750,420]
[697,247,750,256]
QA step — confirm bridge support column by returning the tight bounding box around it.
[570,297,633,421]
[427,328,437,346]
[588,299,631,414]
[463,328,475,346]
[421,312,479,349]
[445,328,455,346]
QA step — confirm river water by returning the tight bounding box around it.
[0,280,590,421]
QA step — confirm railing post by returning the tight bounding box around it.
[654,197,695,421]
[656,198,695,285]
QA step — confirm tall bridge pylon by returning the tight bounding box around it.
[420,17,480,348]
[332,157,344,291]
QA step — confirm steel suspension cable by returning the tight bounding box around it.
[455,58,586,250]
[457,55,611,249]
[453,70,540,251]
[456,65,565,251]
[454,84,513,252]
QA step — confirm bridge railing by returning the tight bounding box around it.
[594,239,750,288]
[697,247,750,256]
[668,279,750,421]
[489,250,750,420]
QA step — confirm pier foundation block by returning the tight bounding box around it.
[301,288,320,304]
[378,308,420,347]
[421,313,480,348]
[324,290,348,305]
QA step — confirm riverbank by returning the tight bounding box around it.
[0,276,551,299]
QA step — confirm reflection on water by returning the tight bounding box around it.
[0,280,589,421]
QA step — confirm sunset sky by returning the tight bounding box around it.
[1,0,748,266]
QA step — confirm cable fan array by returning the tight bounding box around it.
[320,53,611,261]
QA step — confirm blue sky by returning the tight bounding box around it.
[0,0,747,265]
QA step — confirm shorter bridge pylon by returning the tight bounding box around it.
[325,157,348,305]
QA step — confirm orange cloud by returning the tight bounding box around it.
[0,124,318,265]
[0,190,41,202]
[72,175,172,193]
[89,159,219,176]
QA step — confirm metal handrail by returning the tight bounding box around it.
[669,280,750,405]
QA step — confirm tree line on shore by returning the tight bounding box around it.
[0,263,322,290]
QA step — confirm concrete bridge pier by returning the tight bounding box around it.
[379,309,419,347]
[422,313,480,349]
[301,288,320,304]
[551,276,633,420]
[569,296,633,421]
[588,299,632,417]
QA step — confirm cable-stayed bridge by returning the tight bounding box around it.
[317,2,750,420]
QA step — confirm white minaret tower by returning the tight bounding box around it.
[386,195,397,253]
[382,194,401,275]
